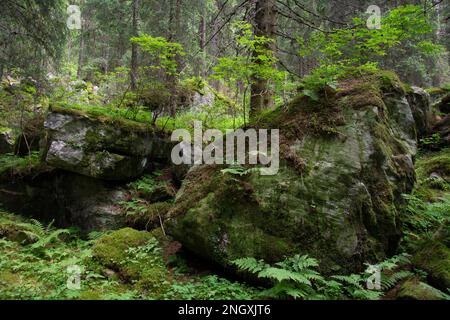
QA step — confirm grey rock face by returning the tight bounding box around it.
[0,169,127,232]
[43,109,171,180]
[407,87,432,138]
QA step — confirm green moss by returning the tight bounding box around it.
[0,127,12,134]
[413,149,450,201]
[376,70,408,95]
[426,87,450,95]
[413,241,450,291]
[92,228,170,296]
[92,228,153,268]
[397,278,447,300]
[78,291,105,300]
[416,149,450,180]
[50,104,153,133]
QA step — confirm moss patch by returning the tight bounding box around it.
[50,104,153,134]
[92,228,170,295]
[416,149,450,180]
[413,241,450,292]
[397,278,447,300]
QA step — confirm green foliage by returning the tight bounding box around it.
[18,219,71,255]
[131,35,185,76]
[233,255,325,299]
[0,152,42,176]
[128,175,157,194]
[212,21,286,118]
[420,133,443,148]
[402,194,450,241]
[165,275,257,300]
[213,21,284,85]
[299,5,443,93]
[233,253,418,300]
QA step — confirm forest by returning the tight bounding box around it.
[0,0,449,302]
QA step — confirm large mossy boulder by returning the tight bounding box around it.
[168,72,418,274]
[43,106,171,180]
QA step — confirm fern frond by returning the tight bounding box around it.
[381,271,414,291]
[31,229,70,250]
[29,219,46,236]
[258,267,312,285]
[232,257,266,274]
[332,274,364,289]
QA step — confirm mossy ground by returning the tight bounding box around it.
[0,211,256,300]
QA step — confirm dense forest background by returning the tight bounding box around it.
[1,0,450,121]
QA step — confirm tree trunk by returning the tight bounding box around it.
[77,23,84,79]
[167,0,182,116]
[130,0,140,91]
[250,0,277,119]
[198,13,207,77]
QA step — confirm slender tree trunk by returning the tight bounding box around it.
[166,0,182,116]
[130,0,140,91]
[77,25,85,79]
[198,13,207,78]
[250,0,277,119]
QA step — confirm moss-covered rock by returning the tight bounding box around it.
[43,107,172,180]
[168,72,419,274]
[413,241,450,292]
[397,278,447,300]
[92,228,170,296]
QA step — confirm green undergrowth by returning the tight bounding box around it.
[0,152,49,177]
[0,211,257,300]
[1,209,448,300]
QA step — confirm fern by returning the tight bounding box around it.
[258,267,313,285]
[232,257,266,274]
[31,229,70,250]
[380,271,414,291]
[232,255,323,299]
